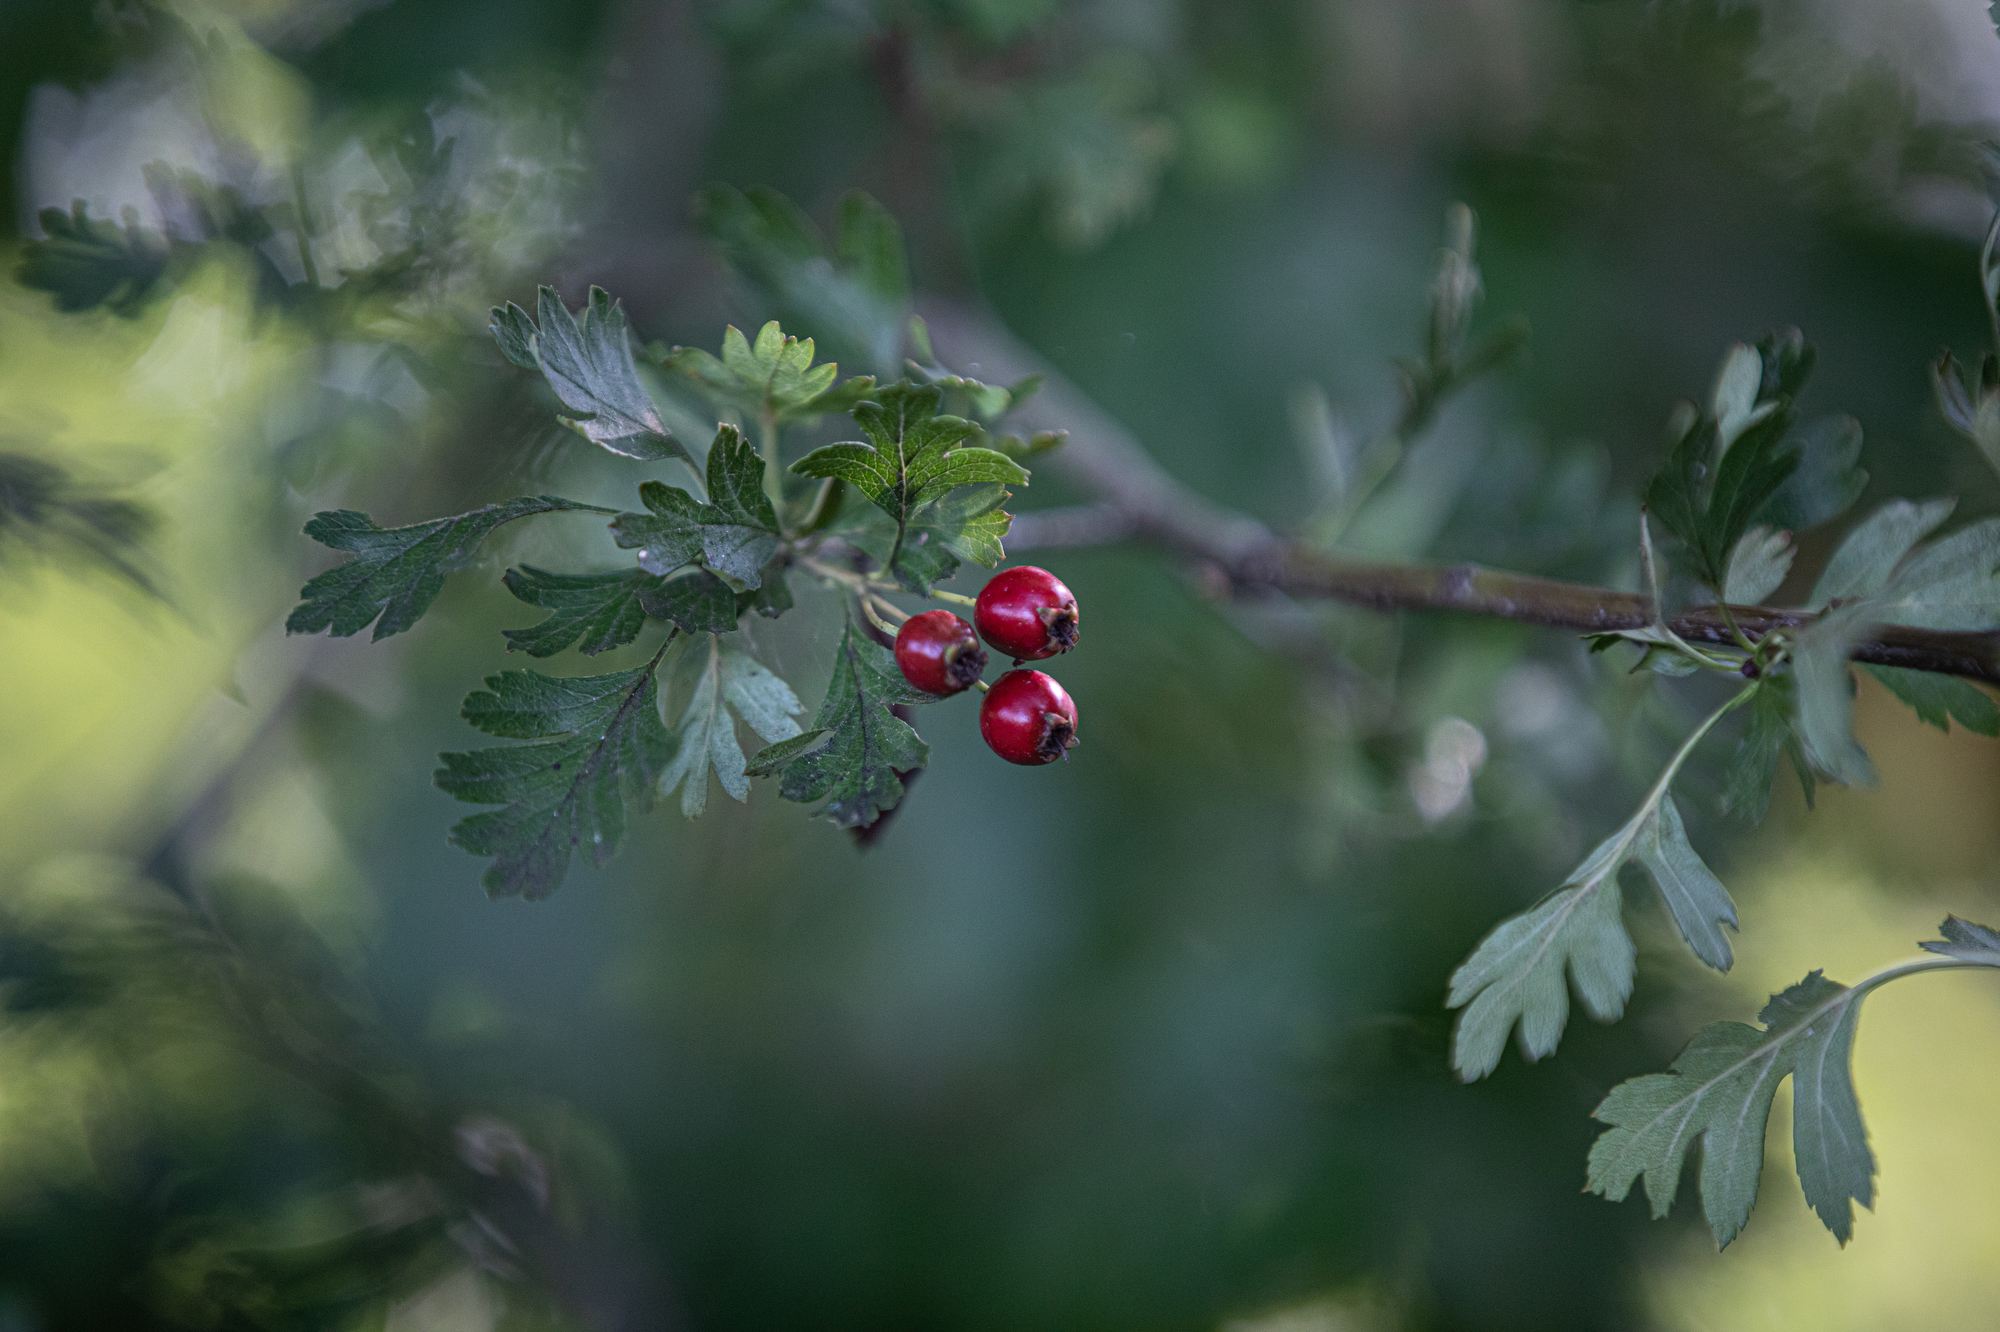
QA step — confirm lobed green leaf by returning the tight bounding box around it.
[288,496,613,642]
[775,623,934,828]
[502,566,661,657]
[435,662,674,899]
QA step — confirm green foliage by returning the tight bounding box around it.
[0,452,157,594]
[793,383,1027,585]
[287,497,613,641]
[1722,674,1813,824]
[1721,525,1793,605]
[491,286,694,464]
[16,201,170,315]
[840,483,1016,595]
[611,425,784,588]
[641,571,743,635]
[659,637,805,817]
[1862,664,2000,736]
[764,623,935,828]
[1588,918,2000,1247]
[502,566,660,657]
[665,320,874,427]
[695,185,911,373]
[434,660,675,899]
[1449,693,1746,1079]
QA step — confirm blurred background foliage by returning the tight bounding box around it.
[4,0,2000,1328]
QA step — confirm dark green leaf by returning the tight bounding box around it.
[1754,414,1865,533]
[435,663,673,899]
[502,566,661,657]
[287,496,613,641]
[777,623,934,828]
[639,571,739,634]
[609,426,781,587]
[738,563,795,619]
[745,729,829,778]
[19,202,171,315]
[1860,664,2000,736]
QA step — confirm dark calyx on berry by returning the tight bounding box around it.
[974,565,1080,663]
[979,669,1079,766]
[894,609,988,696]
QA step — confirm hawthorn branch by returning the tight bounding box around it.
[920,300,2000,686]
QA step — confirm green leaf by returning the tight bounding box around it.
[1808,498,1954,608]
[1920,914,2000,964]
[792,383,1029,543]
[836,190,910,311]
[501,566,661,657]
[737,564,794,619]
[694,184,910,374]
[745,729,829,778]
[1722,525,1793,605]
[609,426,781,587]
[1593,917,2000,1246]
[639,571,739,634]
[1450,696,1748,1079]
[287,496,613,641]
[659,639,804,817]
[1755,414,1865,533]
[1587,970,1861,1248]
[1872,517,2000,630]
[1630,796,1739,972]
[1711,343,1774,453]
[1860,664,2000,736]
[434,663,673,899]
[1646,338,1812,590]
[776,623,934,828]
[664,320,870,426]
[1722,675,1813,825]
[839,485,1016,595]
[493,287,691,464]
[1790,606,1875,786]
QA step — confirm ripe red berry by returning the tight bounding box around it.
[894,610,988,696]
[979,669,1079,766]
[974,566,1079,663]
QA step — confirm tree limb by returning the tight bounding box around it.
[920,300,2000,686]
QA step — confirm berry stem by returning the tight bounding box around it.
[868,594,911,624]
[974,679,989,693]
[929,589,976,607]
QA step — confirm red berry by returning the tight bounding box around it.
[979,669,1078,766]
[974,566,1079,663]
[894,610,988,696]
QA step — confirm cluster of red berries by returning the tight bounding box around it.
[893,566,1081,766]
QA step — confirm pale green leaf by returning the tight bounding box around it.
[658,641,804,818]
[1722,525,1793,605]
[1808,498,1954,608]
[1790,607,1874,786]
[1630,796,1738,972]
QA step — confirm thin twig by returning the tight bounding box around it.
[919,299,2000,685]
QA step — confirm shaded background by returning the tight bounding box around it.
[4,1,2000,1328]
